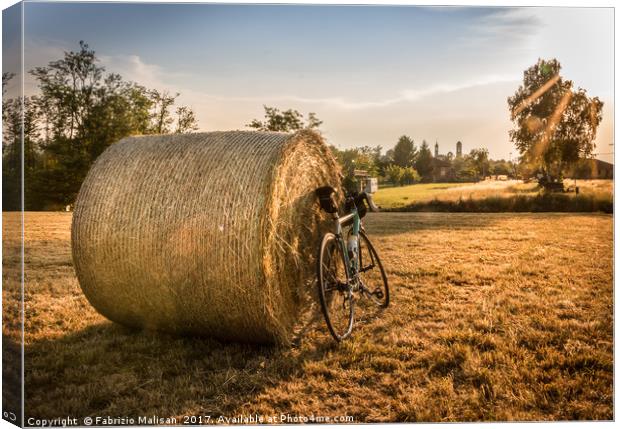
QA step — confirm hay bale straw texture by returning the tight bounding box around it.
[72,130,341,344]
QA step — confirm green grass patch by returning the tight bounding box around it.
[374,182,472,208]
[387,193,613,213]
[375,180,613,213]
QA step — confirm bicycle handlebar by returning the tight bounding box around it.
[363,192,380,212]
[316,185,381,215]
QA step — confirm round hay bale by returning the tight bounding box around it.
[71,130,341,344]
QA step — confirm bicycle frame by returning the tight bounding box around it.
[333,207,361,279]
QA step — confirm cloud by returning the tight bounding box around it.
[477,8,542,34]
[190,73,519,111]
[24,37,188,94]
[456,8,541,49]
[97,53,185,91]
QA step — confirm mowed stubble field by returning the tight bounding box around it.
[3,211,613,422]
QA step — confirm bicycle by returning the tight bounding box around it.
[315,186,389,341]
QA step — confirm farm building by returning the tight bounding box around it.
[354,169,379,193]
[570,158,614,179]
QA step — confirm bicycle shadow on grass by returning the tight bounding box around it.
[24,313,339,420]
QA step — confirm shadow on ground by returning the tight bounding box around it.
[363,211,611,238]
[25,319,337,420]
[363,212,502,237]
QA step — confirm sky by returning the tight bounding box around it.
[3,2,615,162]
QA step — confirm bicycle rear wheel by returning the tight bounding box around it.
[317,233,354,341]
[358,230,389,308]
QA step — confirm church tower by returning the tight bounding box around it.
[456,141,462,158]
[434,141,439,158]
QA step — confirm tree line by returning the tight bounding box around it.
[2,41,199,210]
[247,107,510,189]
[330,137,514,191]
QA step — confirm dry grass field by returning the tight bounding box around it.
[3,211,613,422]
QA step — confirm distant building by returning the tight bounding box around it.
[426,140,470,181]
[432,157,453,181]
[353,169,371,192]
[431,141,455,181]
[571,159,613,179]
[593,159,614,179]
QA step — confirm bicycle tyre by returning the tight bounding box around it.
[317,233,354,341]
[359,230,389,308]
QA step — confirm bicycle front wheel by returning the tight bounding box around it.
[317,233,354,341]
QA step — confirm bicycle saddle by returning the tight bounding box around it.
[315,186,338,213]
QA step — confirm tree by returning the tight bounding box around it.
[401,166,421,185]
[376,148,393,174]
[2,72,15,120]
[2,73,42,209]
[306,112,323,130]
[469,148,489,179]
[247,106,322,132]
[453,157,477,181]
[175,106,199,133]
[490,159,512,176]
[330,145,380,192]
[392,135,416,167]
[385,165,404,186]
[81,75,154,160]
[29,42,159,206]
[508,58,603,181]
[354,146,380,176]
[14,40,198,208]
[31,41,103,141]
[2,74,23,210]
[415,140,433,181]
[150,89,178,134]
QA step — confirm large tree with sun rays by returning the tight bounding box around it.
[508,59,603,181]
